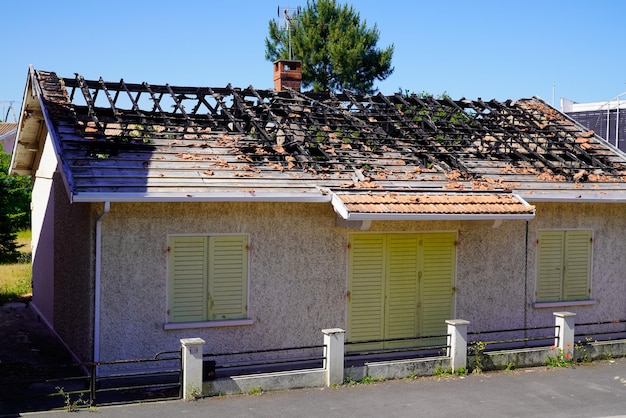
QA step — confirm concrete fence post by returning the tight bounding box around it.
[446,319,470,371]
[180,337,206,400]
[554,311,576,359]
[322,328,345,387]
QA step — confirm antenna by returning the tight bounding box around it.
[277,5,301,60]
[0,101,17,123]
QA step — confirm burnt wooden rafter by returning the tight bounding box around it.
[53,72,626,181]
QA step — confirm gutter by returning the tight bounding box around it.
[94,201,110,367]
[333,212,536,221]
[70,191,333,203]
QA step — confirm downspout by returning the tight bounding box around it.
[524,220,529,346]
[94,201,110,366]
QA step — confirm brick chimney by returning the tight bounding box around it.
[273,60,302,92]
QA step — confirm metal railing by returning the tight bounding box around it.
[468,325,558,352]
[0,350,182,414]
[575,319,626,343]
[203,344,327,379]
[345,333,450,363]
[87,350,182,406]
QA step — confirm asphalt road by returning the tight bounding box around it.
[21,357,626,418]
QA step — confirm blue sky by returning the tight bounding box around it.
[1,0,625,121]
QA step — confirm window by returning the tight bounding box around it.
[167,235,248,323]
[536,230,592,303]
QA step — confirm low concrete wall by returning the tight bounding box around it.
[475,347,553,371]
[346,357,448,381]
[199,340,626,397]
[577,340,626,362]
[204,369,326,396]
[203,357,446,396]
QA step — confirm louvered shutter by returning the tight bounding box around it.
[563,230,591,300]
[168,236,208,322]
[536,231,565,302]
[208,236,248,320]
[385,235,419,347]
[420,233,456,339]
[348,234,385,350]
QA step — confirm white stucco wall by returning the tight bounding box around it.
[30,133,57,325]
[96,201,626,361]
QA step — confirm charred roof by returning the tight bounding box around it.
[12,68,626,202]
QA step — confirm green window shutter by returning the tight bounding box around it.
[208,235,248,320]
[563,230,591,300]
[419,233,456,337]
[348,234,385,348]
[168,236,208,322]
[385,235,419,342]
[536,231,565,302]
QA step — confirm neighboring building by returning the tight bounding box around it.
[10,65,626,374]
[562,97,626,152]
[0,122,17,154]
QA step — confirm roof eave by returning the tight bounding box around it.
[331,192,536,221]
[335,212,536,221]
[519,192,626,203]
[70,191,333,203]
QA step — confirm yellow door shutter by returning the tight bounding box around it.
[168,236,208,322]
[348,234,385,349]
[419,233,456,338]
[536,231,565,302]
[563,230,591,300]
[208,235,248,320]
[385,235,419,346]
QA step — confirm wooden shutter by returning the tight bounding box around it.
[420,233,456,338]
[537,230,591,302]
[563,230,591,300]
[348,234,385,349]
[536,231,565,302]
[168,236,208,322]
[385,235,419,346]
[208,235,248,320]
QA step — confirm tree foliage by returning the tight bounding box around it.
[265,0,394,94]
[0,145,31,263]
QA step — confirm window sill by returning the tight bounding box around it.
[533,299,596,309]
[163,318,254,330]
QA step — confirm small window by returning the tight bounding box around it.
[536,230,592,302]
[168,235,248,323]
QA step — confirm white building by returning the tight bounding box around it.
[562,96,626,152]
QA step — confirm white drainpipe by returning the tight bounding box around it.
[94,201,110,366]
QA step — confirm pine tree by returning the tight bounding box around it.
[265,0,394,94]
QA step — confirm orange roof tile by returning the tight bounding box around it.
[333,192,535,220]
[0,122,17,136]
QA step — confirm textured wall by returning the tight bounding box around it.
[99,202,346,360]
[52,177,96,362]
[525,202,626,326]
[96,201,626,360]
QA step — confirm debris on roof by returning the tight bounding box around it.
[12,68,626,202]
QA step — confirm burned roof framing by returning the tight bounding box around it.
[11,67,626,204]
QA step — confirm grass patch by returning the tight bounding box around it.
[0,229,32,305]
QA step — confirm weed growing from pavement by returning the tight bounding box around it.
[343,375,385,385]
[56,386,90,412]
[248,386,263,395]
[469,341,487,374]
[575,337,595,363]
[545,345,572,367]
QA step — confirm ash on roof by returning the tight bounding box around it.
[36,70,626,185]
